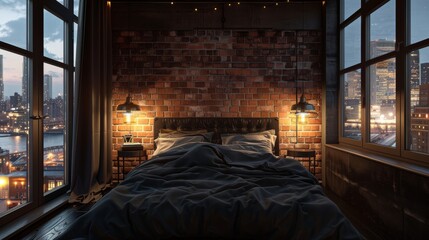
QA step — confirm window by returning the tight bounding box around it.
[342,17,361,69]
[340,0,429,164]
[0,0,79,223]
[341,0,360,22]
[43,63,65,193]
[0,0,27,50]
[342,70,361,140]
[369,58,396,147]
[44,10,65,63]
[368,0,395,59]
[409,0,429,44]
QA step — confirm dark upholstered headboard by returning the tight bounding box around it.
[154,117,279,155]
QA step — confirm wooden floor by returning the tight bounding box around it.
[16,203,94,240]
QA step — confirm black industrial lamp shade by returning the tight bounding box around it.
[117,94,140,112]
[291,93,315,114]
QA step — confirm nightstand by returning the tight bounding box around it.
[285,149,316,175]
[117,147,146,181]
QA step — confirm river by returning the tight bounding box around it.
[0,133,64,153]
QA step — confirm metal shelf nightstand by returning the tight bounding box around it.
[285,149,316,175]
[117,147,146,181]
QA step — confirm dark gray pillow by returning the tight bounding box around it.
[221,130,277,150]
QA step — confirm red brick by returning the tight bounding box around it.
[112,29,322,181]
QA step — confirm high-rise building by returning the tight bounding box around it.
[43,74,53,101]
[370,39,395,58]
[0,55,4,101]
[419,84,429,107]
[369,40,396,108]
[422,63,429,85]
[10,92,22,109]
[409,51,420,108]
[22,59,29,104]
[410,106,429,153]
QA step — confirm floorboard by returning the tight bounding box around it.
[18,203,94,240]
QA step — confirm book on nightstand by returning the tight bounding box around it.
[121,142,143,151]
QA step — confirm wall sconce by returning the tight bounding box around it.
[117,94,140,143]
[117,94,140,113]
[291,92,315,123]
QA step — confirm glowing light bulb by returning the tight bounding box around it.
[124,112,132,124]
[194,8,198,12]
[300,114,306,123]
[214,7,217,11]
[297,112,307,123]
[171,2,174,5]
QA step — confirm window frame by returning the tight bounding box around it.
[0,0,77,224]
[339,0,429,167]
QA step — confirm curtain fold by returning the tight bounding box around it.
[69,0,112,204]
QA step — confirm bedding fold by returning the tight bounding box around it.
[58,143,362,240]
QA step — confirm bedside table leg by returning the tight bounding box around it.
[313,157,316,175]
[122,156,125,181]
[117,155,120,182]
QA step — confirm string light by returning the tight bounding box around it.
[170,1,305,13]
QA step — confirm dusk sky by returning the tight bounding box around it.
[0,0,79,99]
[343,0,429,66]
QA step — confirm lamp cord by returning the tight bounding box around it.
[295,30,299,144]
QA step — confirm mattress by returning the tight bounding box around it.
[58,142,363,239]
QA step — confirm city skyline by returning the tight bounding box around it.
[0,52,64,99]
[0,0,69,99]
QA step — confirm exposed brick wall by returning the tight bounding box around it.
[112,29,323,180]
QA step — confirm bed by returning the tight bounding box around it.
[58,118,363,239]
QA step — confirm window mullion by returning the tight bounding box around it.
[32,0,46,205]
[361,6,367,147]
[397,0,406,156]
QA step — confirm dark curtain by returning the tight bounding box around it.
[69,0,112,203]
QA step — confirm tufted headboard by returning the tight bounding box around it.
[154,117,279,155]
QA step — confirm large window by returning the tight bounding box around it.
[369,58,396,147]
[406,0,429,155]
[0,0,78,223]
[340,0,429,163]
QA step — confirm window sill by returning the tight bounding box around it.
[0,194,69,240]
[325,144,429,177]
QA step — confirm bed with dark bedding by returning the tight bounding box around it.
[58,118,362,239]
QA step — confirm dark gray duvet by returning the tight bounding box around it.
[59,143,363,240]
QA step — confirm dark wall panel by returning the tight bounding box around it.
[112,2,322,31]
[325,146,429,239]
